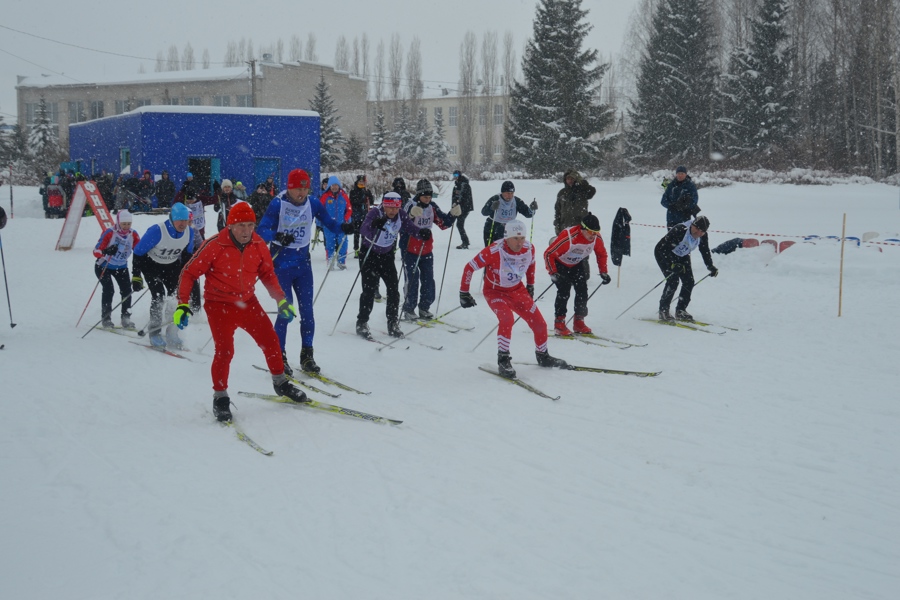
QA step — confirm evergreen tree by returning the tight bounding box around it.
[720,0,795,163]
[430,110,450,173]
[627,0,719,164]
[368,107,394,172]
[342,131,366,170]
[391,100,416,169]
[505,0,616,174]
[409,106,432,169]
[28,97,63,175]
[309,73,345,169]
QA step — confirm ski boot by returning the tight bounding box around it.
[101,310,114,328]
[401,310,419,322]
[149,331,167,347]
[497,351,516,379]
[121,313,136,330]
[165,324,185,350]
[573,317,592,335]
[213,395,232,422]
[675,309,694,321]
[536,350,569,369]
[456,243,469,250]
[300,347,321,374]
[658,309,675,322]
[282,352,294,377]
[374,290,383,302]
[554,316,573,337]
[274,378,308,404]
[387,320,405,339]
[356,321,373,341]
[418,308,434,320]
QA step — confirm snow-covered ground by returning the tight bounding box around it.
[1,179,898,599]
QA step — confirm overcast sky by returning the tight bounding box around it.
[0,0,638,124]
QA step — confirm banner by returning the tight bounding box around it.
[55,181,115,250]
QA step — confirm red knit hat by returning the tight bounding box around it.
[287,169,310,189]
[227,201,256,225]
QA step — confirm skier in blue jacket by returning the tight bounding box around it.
[257,168,354,375]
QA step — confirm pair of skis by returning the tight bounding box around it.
[638,317,735,335]
[554,331,647,349]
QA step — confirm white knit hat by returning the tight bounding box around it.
[221,179,233,189]
[504,220,527,239]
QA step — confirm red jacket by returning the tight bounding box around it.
[461,240,536,294]
[543,225,609,275]
[178,231,284,305]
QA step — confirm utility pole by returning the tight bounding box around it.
[246,59,257,107]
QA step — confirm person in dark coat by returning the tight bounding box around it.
[349,174,374,255]
[661,166,699,227]
[654,215,718,322]
[553,169,596,235]
[213,179,239,232]
[392,177,412,205]
[248,183,272,223]
[451,170,474,249]
[154,170,176,208]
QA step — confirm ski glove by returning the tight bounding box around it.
[526,284,534,298]
[600,272,612,285]
[409,205,424,218]
[529,200,538,211]
[340,222,355,234]
[274,232,295,246]
[670,263,686,274]
[372,216,388,231]
[278,299,298,323]
[102,244,118,256]
[449,204,462,217]
[173,304,192,329]
[550,273,560,285]
[491,200,500,212]
[708,265,719,278]
[418,228,432,241]
[460,291,477,309]
[131,276,144,292]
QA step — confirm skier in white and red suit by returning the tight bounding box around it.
[543,212,611,337]
[459,220,569,380]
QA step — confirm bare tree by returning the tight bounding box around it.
[389,34,403,102]
[481,33,499,167]
[305,33,318,62]
[246,38,255,61]
[361,33,370,79]
[459,31,478,170]
[224,42,239,67]
[166,44,180,71]
[275,38,284,62]
[353,37,361,76]
[502,29,517,161]
[202,49,210,69]
[335,35,350,71]
[182,43,196,71]
[374,39,386,103]
[406,37,424,109]
[290,34,303,62]
[155,50,165,73]
[238,38,247,64]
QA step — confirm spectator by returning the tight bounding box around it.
[154,170,176,208]
[661,166,699,228]
[451,170,474,249]
[553,169,596,235]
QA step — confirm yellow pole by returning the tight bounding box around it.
[838,213,846,317]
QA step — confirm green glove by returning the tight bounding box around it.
[278,299,297,323]
[173,303,193,329]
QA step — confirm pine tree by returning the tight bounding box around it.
[368,107,394,173]
[720,0,795,163]
[505,0,616,174]
[409,106,432,169]
[430,110,450,173]
[342,131,366,170]
[309,73,345,169]
[29,97,62,175]
[391,100,415,169]
[627,0,719,165]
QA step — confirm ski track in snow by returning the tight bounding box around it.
[2,179,899,599]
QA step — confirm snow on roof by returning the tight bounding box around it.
[69,105,318,129]
[17,66,253,89]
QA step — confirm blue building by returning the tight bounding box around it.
[68,106,320,193]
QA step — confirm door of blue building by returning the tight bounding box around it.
[254,158,281,190]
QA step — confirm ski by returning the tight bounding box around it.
[238,391,402,425]
[431,318,474,331]
[678,318,746,332]
[221,420,273,456]
[402,317,463,333]
[375,330,443,351]
[477,365,560,401]
[97,325,140,338]
[553,332,620,348]
[129,340,194,360]
[575,332,647,348]
[296,364,372,395]
[252,365,342,398]
[638,318,726,335]
[514,362,661,377]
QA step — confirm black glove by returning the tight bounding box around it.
[550,273,560,285]
[526,284,534,298]
[460,291,477,308]
[529,200,538,211]
[708,265,718,278]
[373,216,388,230]
[132,276,144,292]
[102,244,118,256]
[690,205,701,217]
[274,232,295,246]
[669,263,686,274]
[340,222,354,234]
[418,228,432,241]
[490,200,500,211]
[600,272,611,285]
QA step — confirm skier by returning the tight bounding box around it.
[480,181,537,247]
[661,166,700,228]
[355,191,428,340]
[318,176,352,269]
[400,179,460,321]
[131,202,195,348]
[460,220,568,379]
[544,213,611,336]
[451,170,474,249]
[174,202,307,422]
[257,169,355,374]
[654,215,718,322]
[92,209,141,329]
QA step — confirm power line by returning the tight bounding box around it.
[0,46,88,84]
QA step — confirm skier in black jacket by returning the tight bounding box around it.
[654,215,718,322]
[451,170,474,249]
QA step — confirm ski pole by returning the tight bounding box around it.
[330,230,381,335]
[692,273,712,287]
[313,243,341,306]
[434,222,456,315]
[0,230,16,328]
[565,279,608,327]
[472,282,554,352]
[529,199,536,243]
[76,260,110,327]
[82,289,148,338]
[614,273,673,320]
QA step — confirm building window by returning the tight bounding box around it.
[90,101,105,119]
[68,101,87,124]
[236,94,253,107]
[25,102,60,134]
[164,97,180,105]
[183,97,202,106]
[479,105,487,126]
[213,95,231,107]
[448,106,457,127]
[434,106,442,125]
[115,100,129,115]
[493,104,504,126]
[135,98,152,107]
[494,144,502,155]
[448,145,457,156]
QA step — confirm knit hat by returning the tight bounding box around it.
[692,216,710,232]
[227,201,256,225]
[580,213,601,233]
[170,202,190,222]
[235,181,244,189]
[504,220,527,239]
[392,177,406,191]
[327,175,341,188]
[501,181,515,193]
[117,209,133,226]
[287,169,311,189]
[675,165,687,174]
[452,170,461,178]
[416,179,433,196]
[382,192,402,208]
[186,172,193,178]
[221,179,233,189]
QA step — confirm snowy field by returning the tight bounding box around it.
[1,178,899,599]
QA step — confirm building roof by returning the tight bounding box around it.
[68,105,319,130]
[17,66,254,89]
